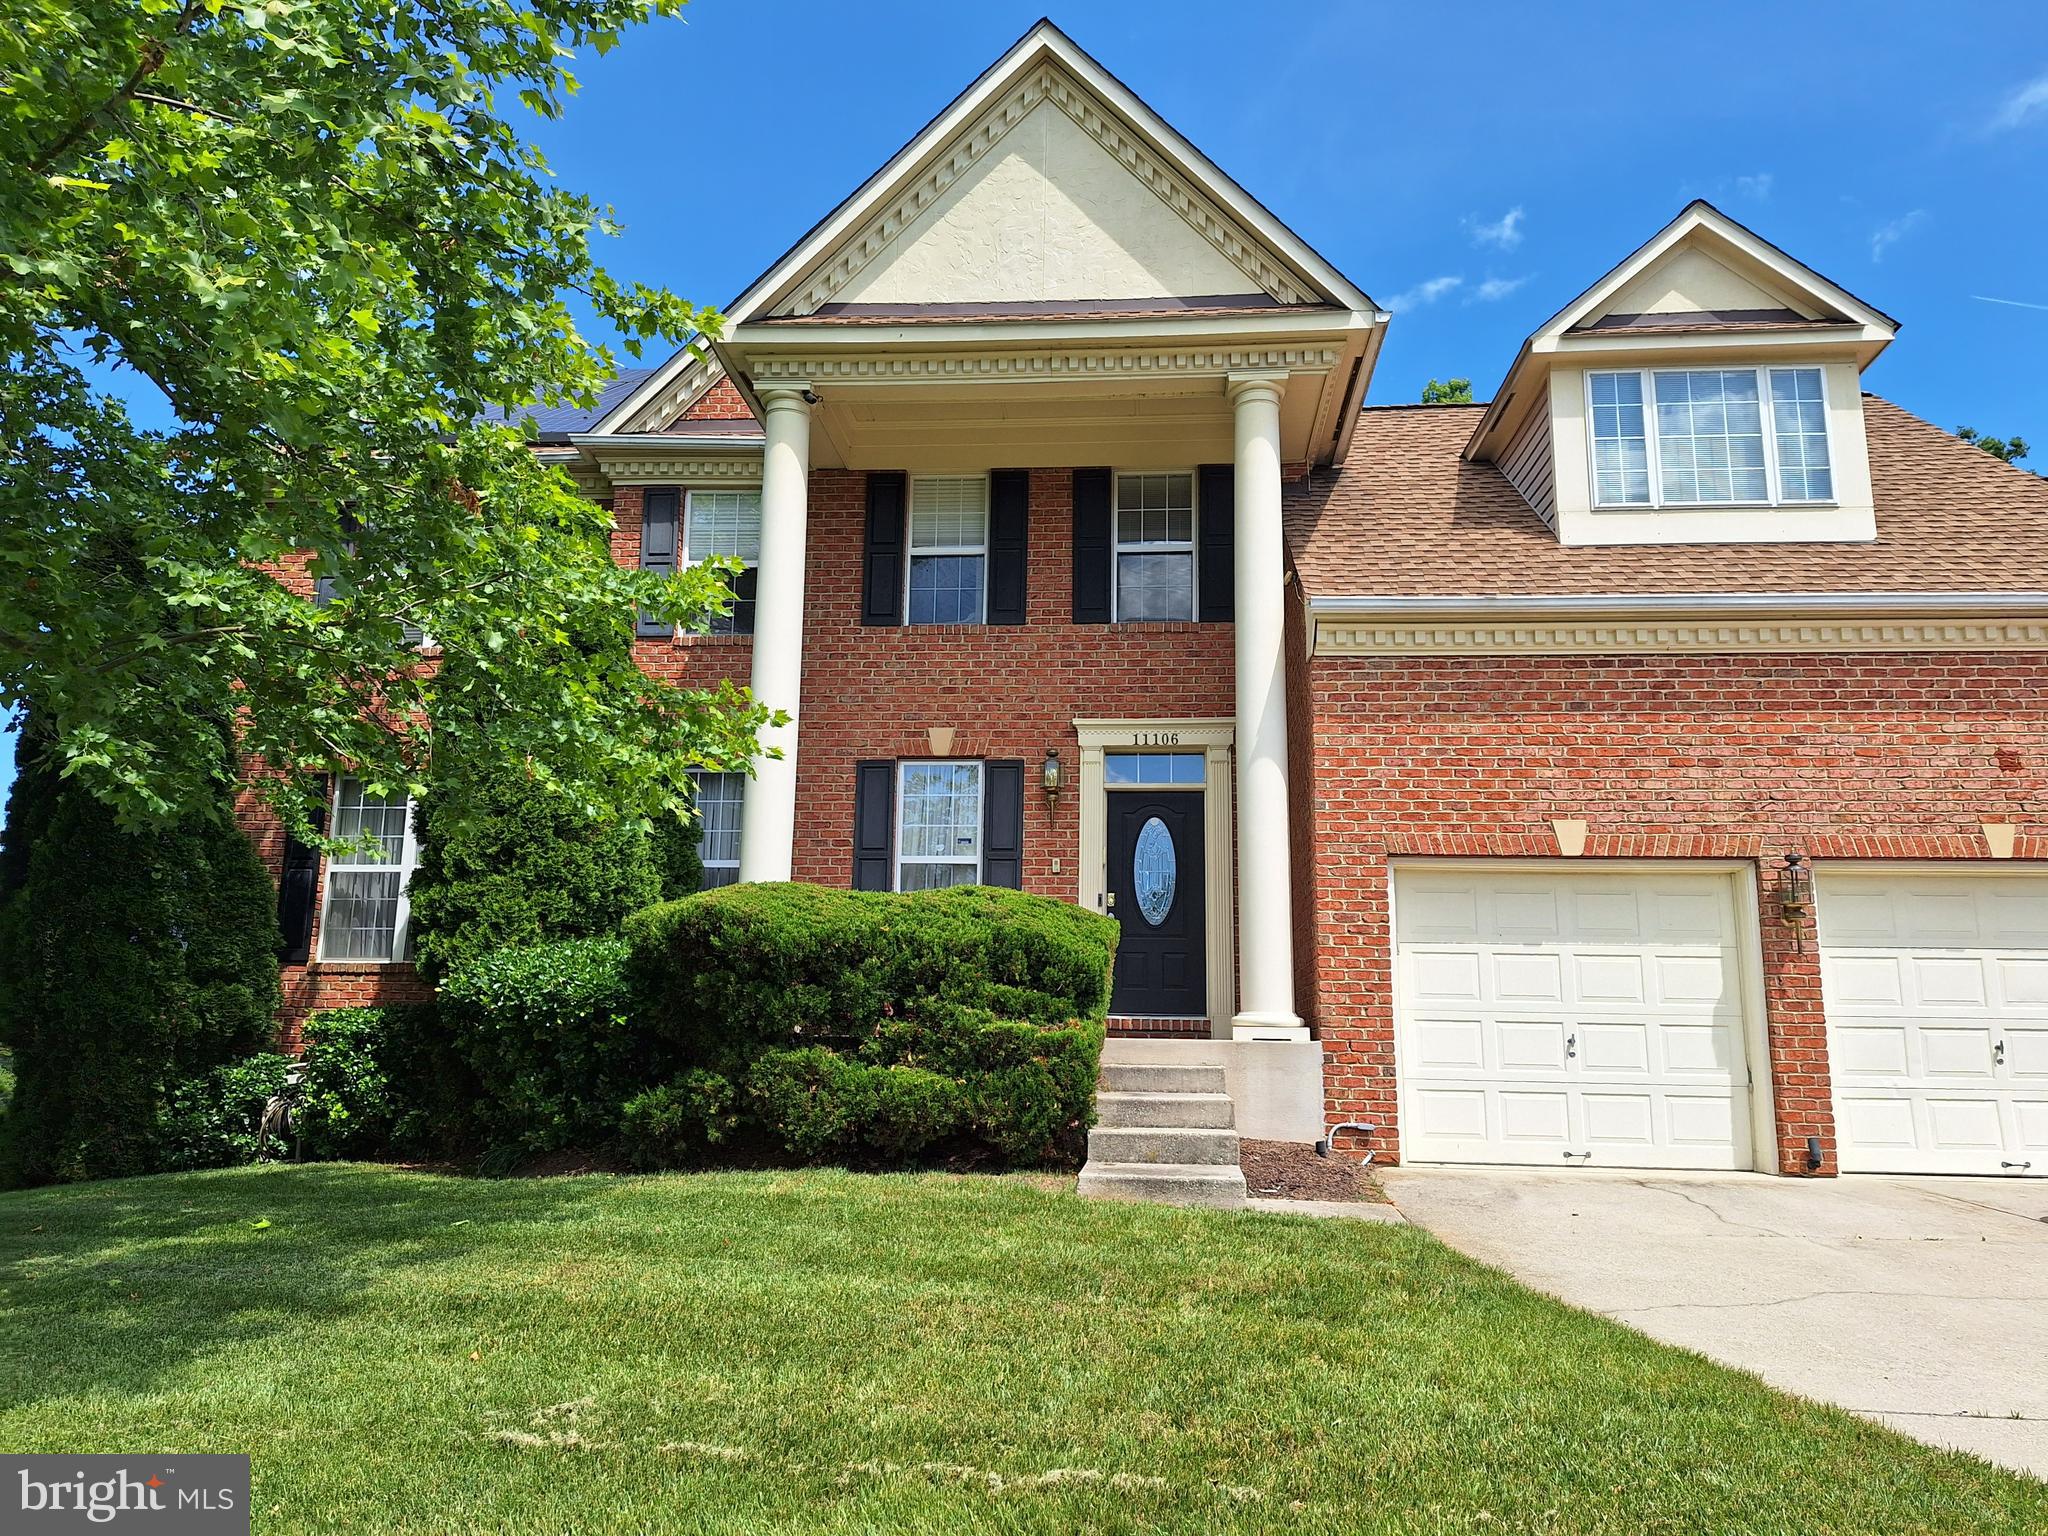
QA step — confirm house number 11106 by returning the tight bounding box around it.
[1131,732,1181,746]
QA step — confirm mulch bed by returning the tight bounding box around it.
[1238,1139,1387,1203]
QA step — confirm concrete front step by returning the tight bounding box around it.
[1099,1062,1226,1096]
[1076,1160,1248,1209]
[1086,1124,1240,1166]
[1096,1091,1236,1130]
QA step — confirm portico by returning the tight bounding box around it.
[583,18,1385,1040]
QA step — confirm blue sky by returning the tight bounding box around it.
[533,0,2048,429]
[8,1,2045,812]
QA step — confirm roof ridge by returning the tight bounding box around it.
[1359,400,1493,414]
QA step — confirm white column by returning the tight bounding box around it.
[1227,371,1305,1040]
[737,381,812,883]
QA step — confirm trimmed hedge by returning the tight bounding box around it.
[159,1053,296,1171]
[619,883,1116,1168]
[625,883,1116,1062]
[298,1004,465,1160]
[154,1003,464,1172]
[439,937,643,1155]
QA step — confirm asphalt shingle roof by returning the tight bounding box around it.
[1285,397,2048,600]
[481,368,660,440]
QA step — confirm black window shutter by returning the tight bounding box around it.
[637,488,681,638]
[862,472,907,626]
[986,470,1030,625]
[981,761,1024,889]
[852,760,896,890]
[276,776,330,965]
[1197,463,1235,623]
[1071,467,1112,624]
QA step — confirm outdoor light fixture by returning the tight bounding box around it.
[1780,851,1813,925]
[1041,748,1063,808]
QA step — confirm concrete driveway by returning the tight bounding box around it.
[1379,1167,2048,1481]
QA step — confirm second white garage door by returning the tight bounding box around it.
[1395,866,1757,1170]
[1819,872,2048,1176]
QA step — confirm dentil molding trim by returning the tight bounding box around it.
[751,346,1339,387]
[583,454,764,487]
[1315,618,2048,656]
[780,62,1314,316]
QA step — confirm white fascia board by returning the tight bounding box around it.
[1330,311,1393,466]
[1306,591,2048,622]
[1532,203,1898,342]
[728,308,1374,352]
[723,21,1377,328]
[586,340,721,439]
[1535,324,1891,357]
[569,433,763,452]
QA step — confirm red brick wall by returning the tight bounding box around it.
[619,471,1237,895]
[1304,650,2048,1174]
[677,377,753,422]
[248,466,1237,1045]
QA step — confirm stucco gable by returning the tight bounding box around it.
[1590,245,1819,323]
[723,20,1373,325]
[828,95,1259,307]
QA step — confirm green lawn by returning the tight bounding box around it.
[1,1166,2039,1534]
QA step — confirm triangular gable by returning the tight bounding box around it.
[1536,200,1897,339]
[596,19,1377,439]
[824,93,1261,308]
[603,344,726,436]
[1465,201,1898,461]
[728,19,1374,323]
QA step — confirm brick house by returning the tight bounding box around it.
[256,20,2048,1180]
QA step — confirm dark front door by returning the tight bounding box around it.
[1108,790,1206,1017]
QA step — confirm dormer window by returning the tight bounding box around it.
[1588,366,1833,509]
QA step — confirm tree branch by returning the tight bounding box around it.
[131,91,239,126]
[30,2,210,174]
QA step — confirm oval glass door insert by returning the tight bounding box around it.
[1133,817,1176,926]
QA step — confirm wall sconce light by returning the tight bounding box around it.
[1780,851,1813,925]
[1041,748,1063,808]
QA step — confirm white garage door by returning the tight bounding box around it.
[1395,867,1755,1170]
[1819,873,2048,1176]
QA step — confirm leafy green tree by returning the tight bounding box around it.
[1,0,766,842]
[0,718,282,1185]
[405,625,708,981]
[1956,426,2041,474]
[1421,378,1475,405]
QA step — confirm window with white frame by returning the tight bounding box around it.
[895,760,981,891]
[1588,367,1834,508]
[906,476,987,625]
[693,770,744,889]
[1114,472,1195,620]
[318,778,419,962]
[684,490,761,635]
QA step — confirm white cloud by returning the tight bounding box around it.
[1869,209,1927,262]
[1470,275,1531,303]
[1386,275,1463,313]
[1988,69,2048,133]
[1972,293,2048,312]
[1464,207,1525,251]
[1733,172,1774,199]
